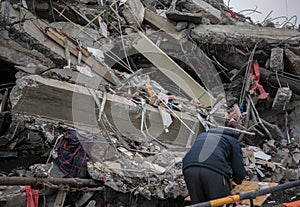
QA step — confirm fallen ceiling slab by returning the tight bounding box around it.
[11,75,202,147]
[191,24,300,46]
[133,32,216,106]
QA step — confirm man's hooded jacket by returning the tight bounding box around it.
[182,127,246,184]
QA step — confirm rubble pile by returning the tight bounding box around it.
[0,0,300,206]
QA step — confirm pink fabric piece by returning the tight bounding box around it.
[25,186,39,207]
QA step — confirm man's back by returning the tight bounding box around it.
[182,127,246,184]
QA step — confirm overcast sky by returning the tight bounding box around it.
[224,0,300,27]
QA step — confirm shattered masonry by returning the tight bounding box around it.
[0,0,300,206]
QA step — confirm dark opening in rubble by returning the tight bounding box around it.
[0,60,16,137]
[0,60,16,89]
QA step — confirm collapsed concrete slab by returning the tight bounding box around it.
[0,30,53,67]
[8,74,204,200]
[133,32,216,106]
[11,74,203,147]
[191,25,300,46]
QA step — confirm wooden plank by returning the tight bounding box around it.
[3,2,77,64]
[191,25,300,46]
[45,28,90,57]
[133,32,216,106]
[44,27,115,84]
[144,9,183,40]
[6,3,115,84]
[232,181,278,206]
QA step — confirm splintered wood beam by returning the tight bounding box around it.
[44,27,115,84]
[133,32,215,106]
[5,2,115,84]
[192,25,300,46]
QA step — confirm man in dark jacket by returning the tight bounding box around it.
[182,127,246,205]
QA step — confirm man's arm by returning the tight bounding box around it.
[231,141,246,184]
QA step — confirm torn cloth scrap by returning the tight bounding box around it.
[55,129,88,178]
[25,186,39,207]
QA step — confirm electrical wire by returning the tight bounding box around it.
[237,6,262,16]
[239,40,262,106]
[110,4,133,73]
[51,7,133,73]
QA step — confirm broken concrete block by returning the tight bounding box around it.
[285,169,299,180]
[188,0,221,24]
[49,22,102,48]
[288,106,300,143]
[270,47,284,72]
[253,151,271,161]
[260,67,300,95]
[144,9,183,40]
[11,75,202,147]
[166,10,202,24]
[175,22,188,31]
[285,49,300,76]
[122,0,145,26]
[292,152,300,164]
[272,87,292,110]
[132,32,215,106]
[262,119,284,141]
[0,30,53,67]
[191,25,300,46]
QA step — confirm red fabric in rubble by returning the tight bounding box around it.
[25,186,39,207]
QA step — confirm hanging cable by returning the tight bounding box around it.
[52,7,133,73]
[239,40,262,106]
[110,4,133,73]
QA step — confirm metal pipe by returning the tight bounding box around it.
[0,177,100,187]
[190,179,300,207]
